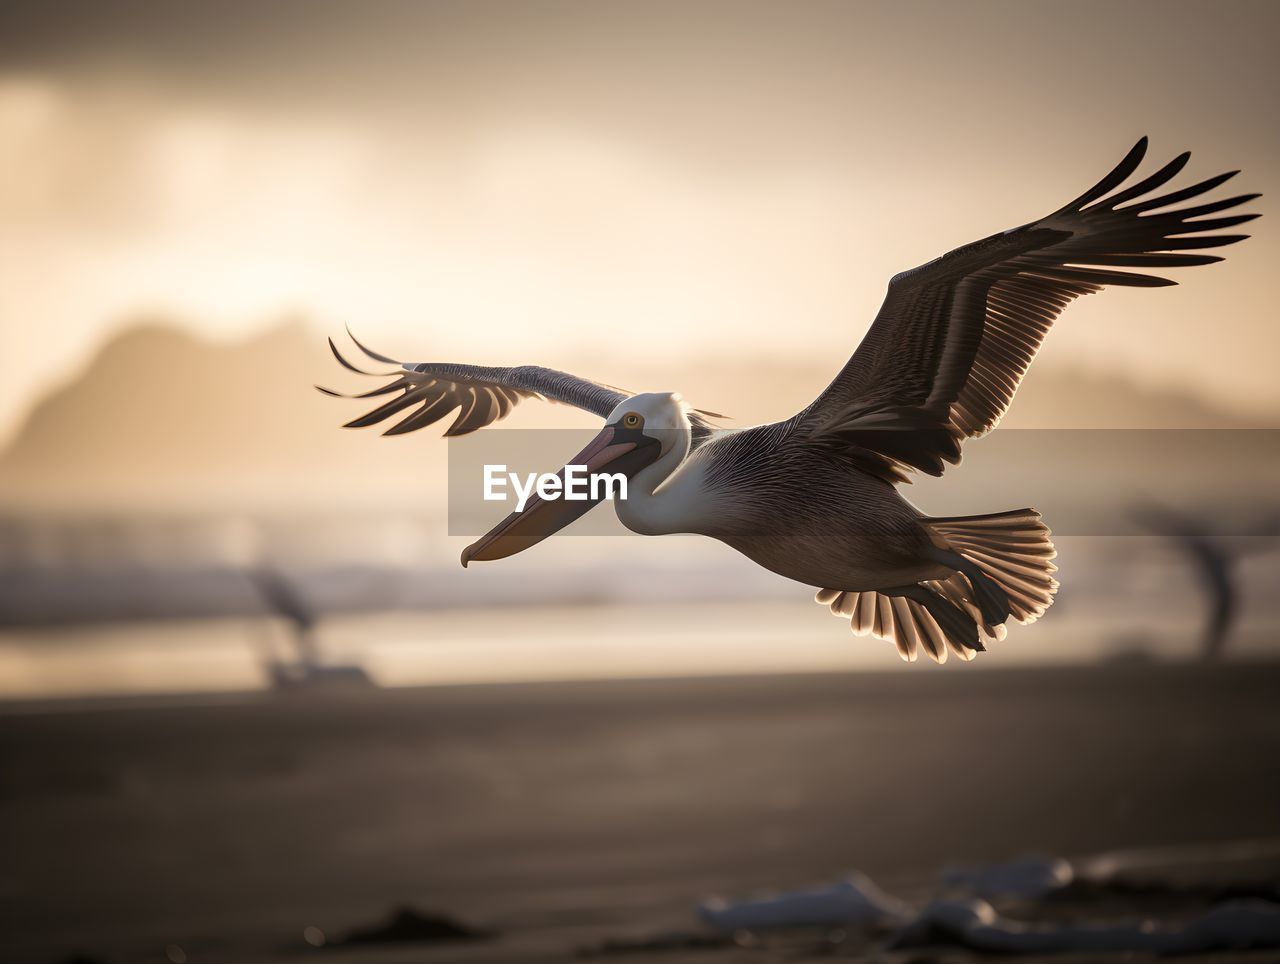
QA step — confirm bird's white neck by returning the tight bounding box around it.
[614,427,706,536]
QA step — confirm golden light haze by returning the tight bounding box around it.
[1,0,1277,448]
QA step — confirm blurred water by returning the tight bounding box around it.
[2,597,1279,702]
[2,518,1278,701]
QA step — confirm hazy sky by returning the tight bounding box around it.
[1,0,1276,444]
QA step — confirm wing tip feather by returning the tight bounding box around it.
[345,326,403,365]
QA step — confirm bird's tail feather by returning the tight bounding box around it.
[815,508,1057,665]
[816,585,980,664]
[926,508,1059,625]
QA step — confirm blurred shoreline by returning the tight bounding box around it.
[4,598,1280,703]
[3,661,1279,962]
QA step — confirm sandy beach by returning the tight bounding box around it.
[3,660,1279,963]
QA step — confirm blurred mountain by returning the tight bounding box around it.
[0,319,1269,511]
[0,321,624,510]
[0,319,435,509]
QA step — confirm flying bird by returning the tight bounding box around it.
[322,138,1258,663]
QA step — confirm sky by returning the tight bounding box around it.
[0,0,1277,446]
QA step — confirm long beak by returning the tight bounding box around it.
[461,426,656,566]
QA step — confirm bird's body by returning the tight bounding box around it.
[629,420,943,589]
[322,138,1258,663]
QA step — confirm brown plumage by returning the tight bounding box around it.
[322,138,1258,664]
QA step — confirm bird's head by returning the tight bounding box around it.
[460,392,691,567]
[603,392,692,459]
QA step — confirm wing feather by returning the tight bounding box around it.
[320,332,723,442]
[799,138,1259,481]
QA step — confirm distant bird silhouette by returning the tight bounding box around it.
[1132,504,1280,660]
[248,565,319,659]
[247,565,371,689]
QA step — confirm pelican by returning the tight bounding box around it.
[322,139,1258,663]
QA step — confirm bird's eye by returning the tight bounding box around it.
[623,413,643,428]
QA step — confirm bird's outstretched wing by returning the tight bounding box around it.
[319,332,631,436]
[320,333,722,441]
[798,138,1260,482]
